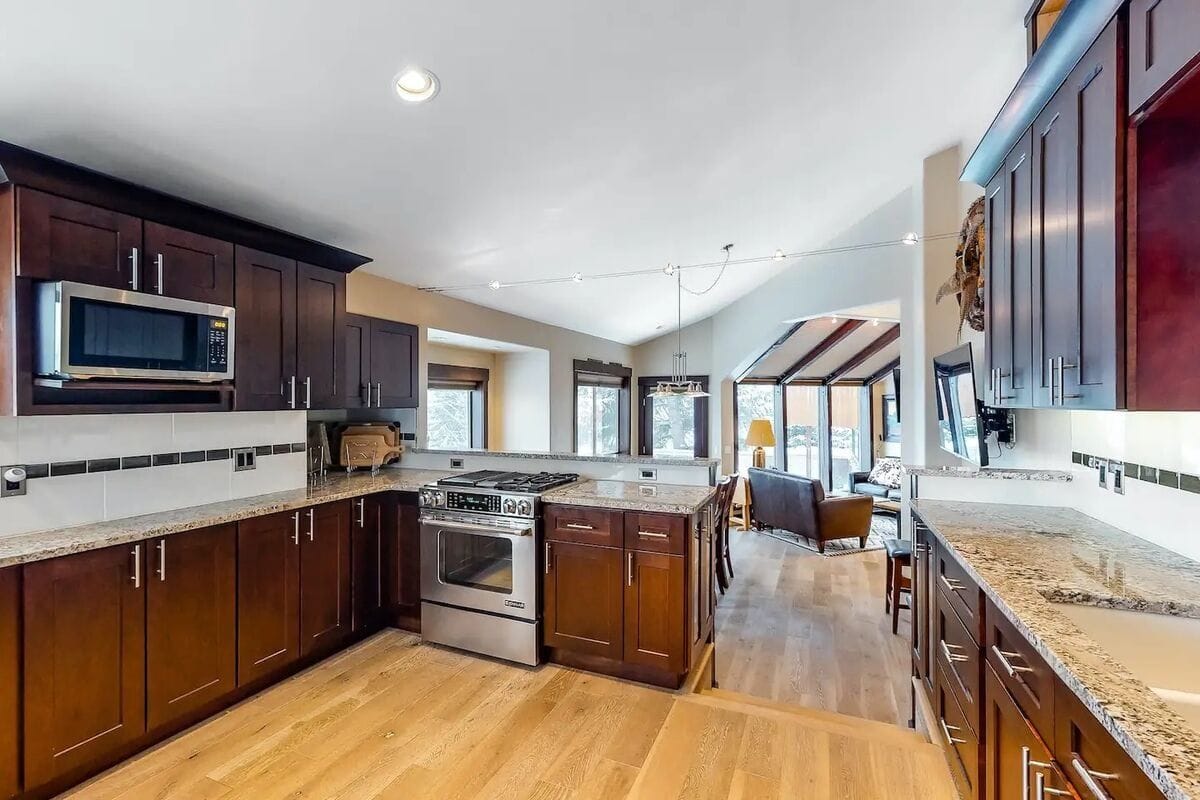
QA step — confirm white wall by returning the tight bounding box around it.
[494,350,552,451]
[426,343,503,450]
[348,271,632,453]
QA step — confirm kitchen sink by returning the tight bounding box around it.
[1053,603,1200,733]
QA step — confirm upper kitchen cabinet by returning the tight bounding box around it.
[1128,0,1200,113]
[234,247,298,411]
[15,188,141,289]
[142,221,234,305]
[296,263,346,410]
[1031,18,1123,410]
[345,314,419,409]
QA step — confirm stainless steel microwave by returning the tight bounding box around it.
[35,281,235,382]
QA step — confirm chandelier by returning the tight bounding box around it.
[651,269,709,398]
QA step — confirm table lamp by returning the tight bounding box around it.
[745,419,776,469]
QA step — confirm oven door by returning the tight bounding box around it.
[36,281,234,381]
[420,515,538,621]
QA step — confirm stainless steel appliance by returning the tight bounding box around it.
[35,281,234,382]
[418,470,578,666]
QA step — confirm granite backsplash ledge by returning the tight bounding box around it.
[912,499,1200,800]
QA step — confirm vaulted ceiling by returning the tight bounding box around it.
[0,0,1027,344]
[742,316,900,384]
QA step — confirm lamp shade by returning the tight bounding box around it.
[745,418,776,447]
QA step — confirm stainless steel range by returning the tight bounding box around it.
[418,470,578,666]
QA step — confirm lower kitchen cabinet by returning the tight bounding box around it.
[23,543,146,789]
[237,510,301,685]
[1,568,19,800]
[393,493,421,631]
[146,524,237,730]
[623,551,686,674]
[352,493,395,633]
[299,501,352,656]
[984,663,1072,800]
[543,540,624,659]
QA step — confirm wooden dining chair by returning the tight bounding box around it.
[713,476,737,593]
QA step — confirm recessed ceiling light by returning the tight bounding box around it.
[871,318,879,326]
[664,263,676,276]
[571,272,584,283]
[901,232,919,245]
[488,280,502,290]
[773,249,786,261]
[393,67,440,103]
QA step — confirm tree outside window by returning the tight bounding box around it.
[736,382,777,469]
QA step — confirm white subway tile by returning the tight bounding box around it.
[0,418,18,465]
[17,414,174,463]
[0,473,106,536]
[173,411,304,452]
[229,452,305,500]
[104,461,231,520]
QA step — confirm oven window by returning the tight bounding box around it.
[438,529,513,594]
[69,298,199,369]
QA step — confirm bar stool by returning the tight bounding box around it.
[884,538,912,635]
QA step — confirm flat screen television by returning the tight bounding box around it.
[933,343,987,467]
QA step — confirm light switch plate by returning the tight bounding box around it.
[1,465,27,498]
[232,448,256,472]
[1097,459,1108,489]
[1111,461,1124,494]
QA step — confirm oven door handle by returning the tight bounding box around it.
[423,519,534,537]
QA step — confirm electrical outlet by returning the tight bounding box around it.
[1111,461,1125,494]
[232,448,256,472]
[639,468,658,482]
[450,457,466,470]
[1097,459,1108,489]
[1,466,27,498]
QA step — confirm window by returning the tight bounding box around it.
[574,360,631,456]
[830,385,863,491]
[784,384,819,478]
[637,377,709,458]
[735,381,778,470]
[426,364,488,449]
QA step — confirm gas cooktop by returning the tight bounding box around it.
[435,470,578,493]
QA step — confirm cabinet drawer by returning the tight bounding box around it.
[935,541,983,644]
[1055,683,1164,800]
[623,512,687,555]
[985,597,1055,741]
[934,586,980,734]
[935,663,980,800]
[545,505,624,548]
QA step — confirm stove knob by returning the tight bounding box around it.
[503,498,517,514]
[516,499,532,517]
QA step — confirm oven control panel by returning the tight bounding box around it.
[420,487,536,519]
[446,491,501,514]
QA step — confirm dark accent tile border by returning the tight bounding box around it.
[87,458,121,473]
[206,449,231,461]
[1071,451,1083,465]
[153,453,180,467]
[273,444,293,455]
[1077,455,1200,501]
[1141,465,1158,483]
[50,460,86,477]
[1124,462,1142,480]
[290,442,306,453]
[1159,470,1180,489]
[255,445,273,457]
[24,463,48,479]
[180,450,206,464]
[121,455,151,470]
[1181,474,1200,494]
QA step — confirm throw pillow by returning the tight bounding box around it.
[867,458,903,489]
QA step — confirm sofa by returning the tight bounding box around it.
[850,457,902,502]
[746,468,874,553]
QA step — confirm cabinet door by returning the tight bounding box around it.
[142,222,235,305]
[0,568,18,800]
[296,263,346,410]
[234,247,297,411]
[16,188,142,289]
[370,319,418,408]
[984,664,1072,800]
[352,494,393,633]
[911,518,930,684]
[990,130,1034,408]
[543,541,624,660]
[23,544,146,788]
[299,501,352,656]
[237,511,300,685]
[1032,19,1122,410]
[983,162,1015,408]
[623,551,686,674]
[394,494,421,631]
[344,313,372,408]
[1129,0,1200,112]
[1054,679,1162,800]
[146,525,237,730]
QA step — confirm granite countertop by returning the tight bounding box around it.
[543,479,716,515]
[904,464,1073,481]
[912,499,1200,800]
[409,447,721,468]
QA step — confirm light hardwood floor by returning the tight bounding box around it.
[715,528,913,726]
[62,629,951,800]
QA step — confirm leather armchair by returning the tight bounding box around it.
[747,468,874,553]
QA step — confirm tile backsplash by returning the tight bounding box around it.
[0,412,306,537]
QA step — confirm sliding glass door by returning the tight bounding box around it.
[830,385,864,491]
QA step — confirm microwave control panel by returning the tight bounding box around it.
[207,318,230,371]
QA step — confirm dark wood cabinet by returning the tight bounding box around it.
[146,525,237,730]
[0,568,19,800]
[142,221,234,305]
[1054,678,1162,800]
[912,518,933,691]
[623,551,686,674]
[299,501,352,656]
[352,493,394,633]
[544,540,624,659]
[1032,18,1123,410]
[1129,0,1200,112]
[236,510,300,685]
[984,663,1072,800]
[345,315,419,409]
[296,263,346,410]
[234,247,298,411]
[985,130,1034,409]
[935,664,980,800]
[15,188,142,289]
[393,493,421,631]
[23,544,146,788]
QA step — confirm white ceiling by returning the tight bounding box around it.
[748,316,898,381]
[427,329,538,353]
[0,1,1027,345]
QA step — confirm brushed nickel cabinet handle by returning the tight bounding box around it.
[1035,771,1073,799]
[129,247,140,291]
[564,523,595,531]
[131,544,141,588]
[155,253,164,295]
[941,640,969,663]
[939,574,965,593]
[304,377,312,409]
[940,718,966,745]
[1070,756,1117,800]
[374,382,382,407]
[637,530,670,539]
[544,542,551,574]
[992,645,1034,677]
[157,539,166,582]
[627,552,634,586]
[289,376,297,409]
[292,511,300,545]
[357,497,366,527]
[307,507,315,541]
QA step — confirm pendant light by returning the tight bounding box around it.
[651,270,709,398]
